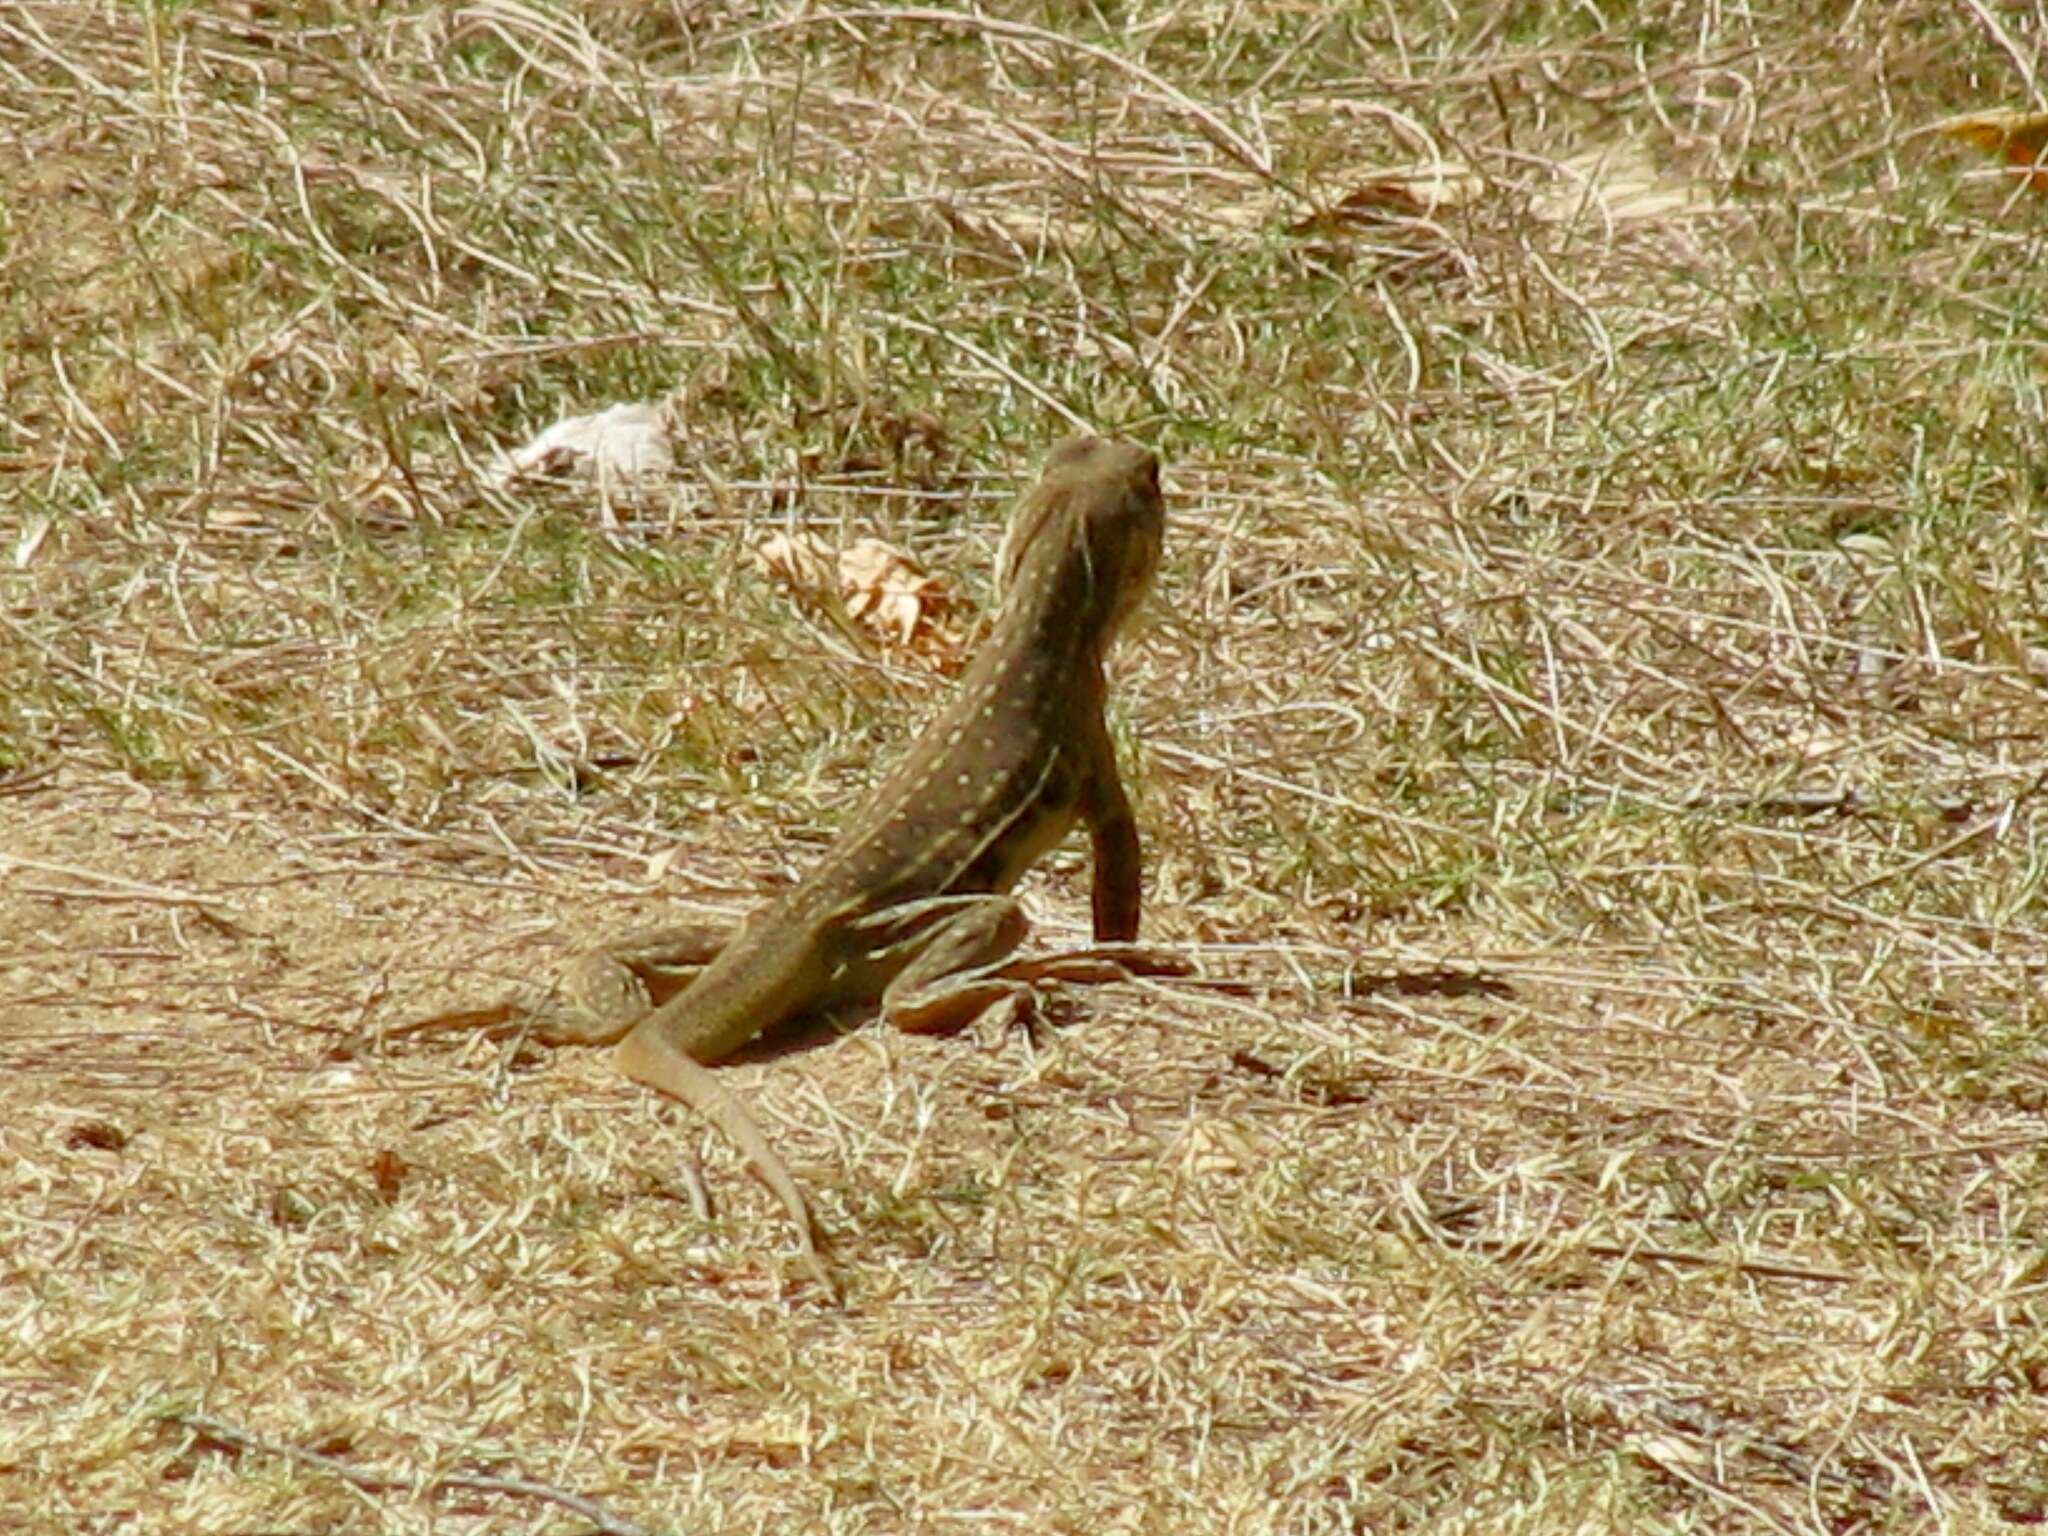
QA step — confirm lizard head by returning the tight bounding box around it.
[998,436,1165,641]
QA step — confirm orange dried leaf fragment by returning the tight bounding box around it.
[1935,110,2048,194]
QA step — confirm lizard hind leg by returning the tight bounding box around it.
[612,1023,835,1298]
[865,893,1034,1036]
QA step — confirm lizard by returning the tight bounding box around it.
[485,435,1167,1292]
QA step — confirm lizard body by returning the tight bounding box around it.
[542,436,1165,1289]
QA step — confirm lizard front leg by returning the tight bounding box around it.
[1070,716,1189,982]
[1077,713,1141,942]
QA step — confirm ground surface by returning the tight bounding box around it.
[5,2,2048,1532]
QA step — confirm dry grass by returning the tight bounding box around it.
[6,1,2048,1531]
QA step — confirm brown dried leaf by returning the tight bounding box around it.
[753,532,962,660]
[752,530,838,596]
[838,537,948,647]
[369,1148,406,1203]
[1290,162,1485,235]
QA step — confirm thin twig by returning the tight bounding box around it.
[171,1414,663,1536]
